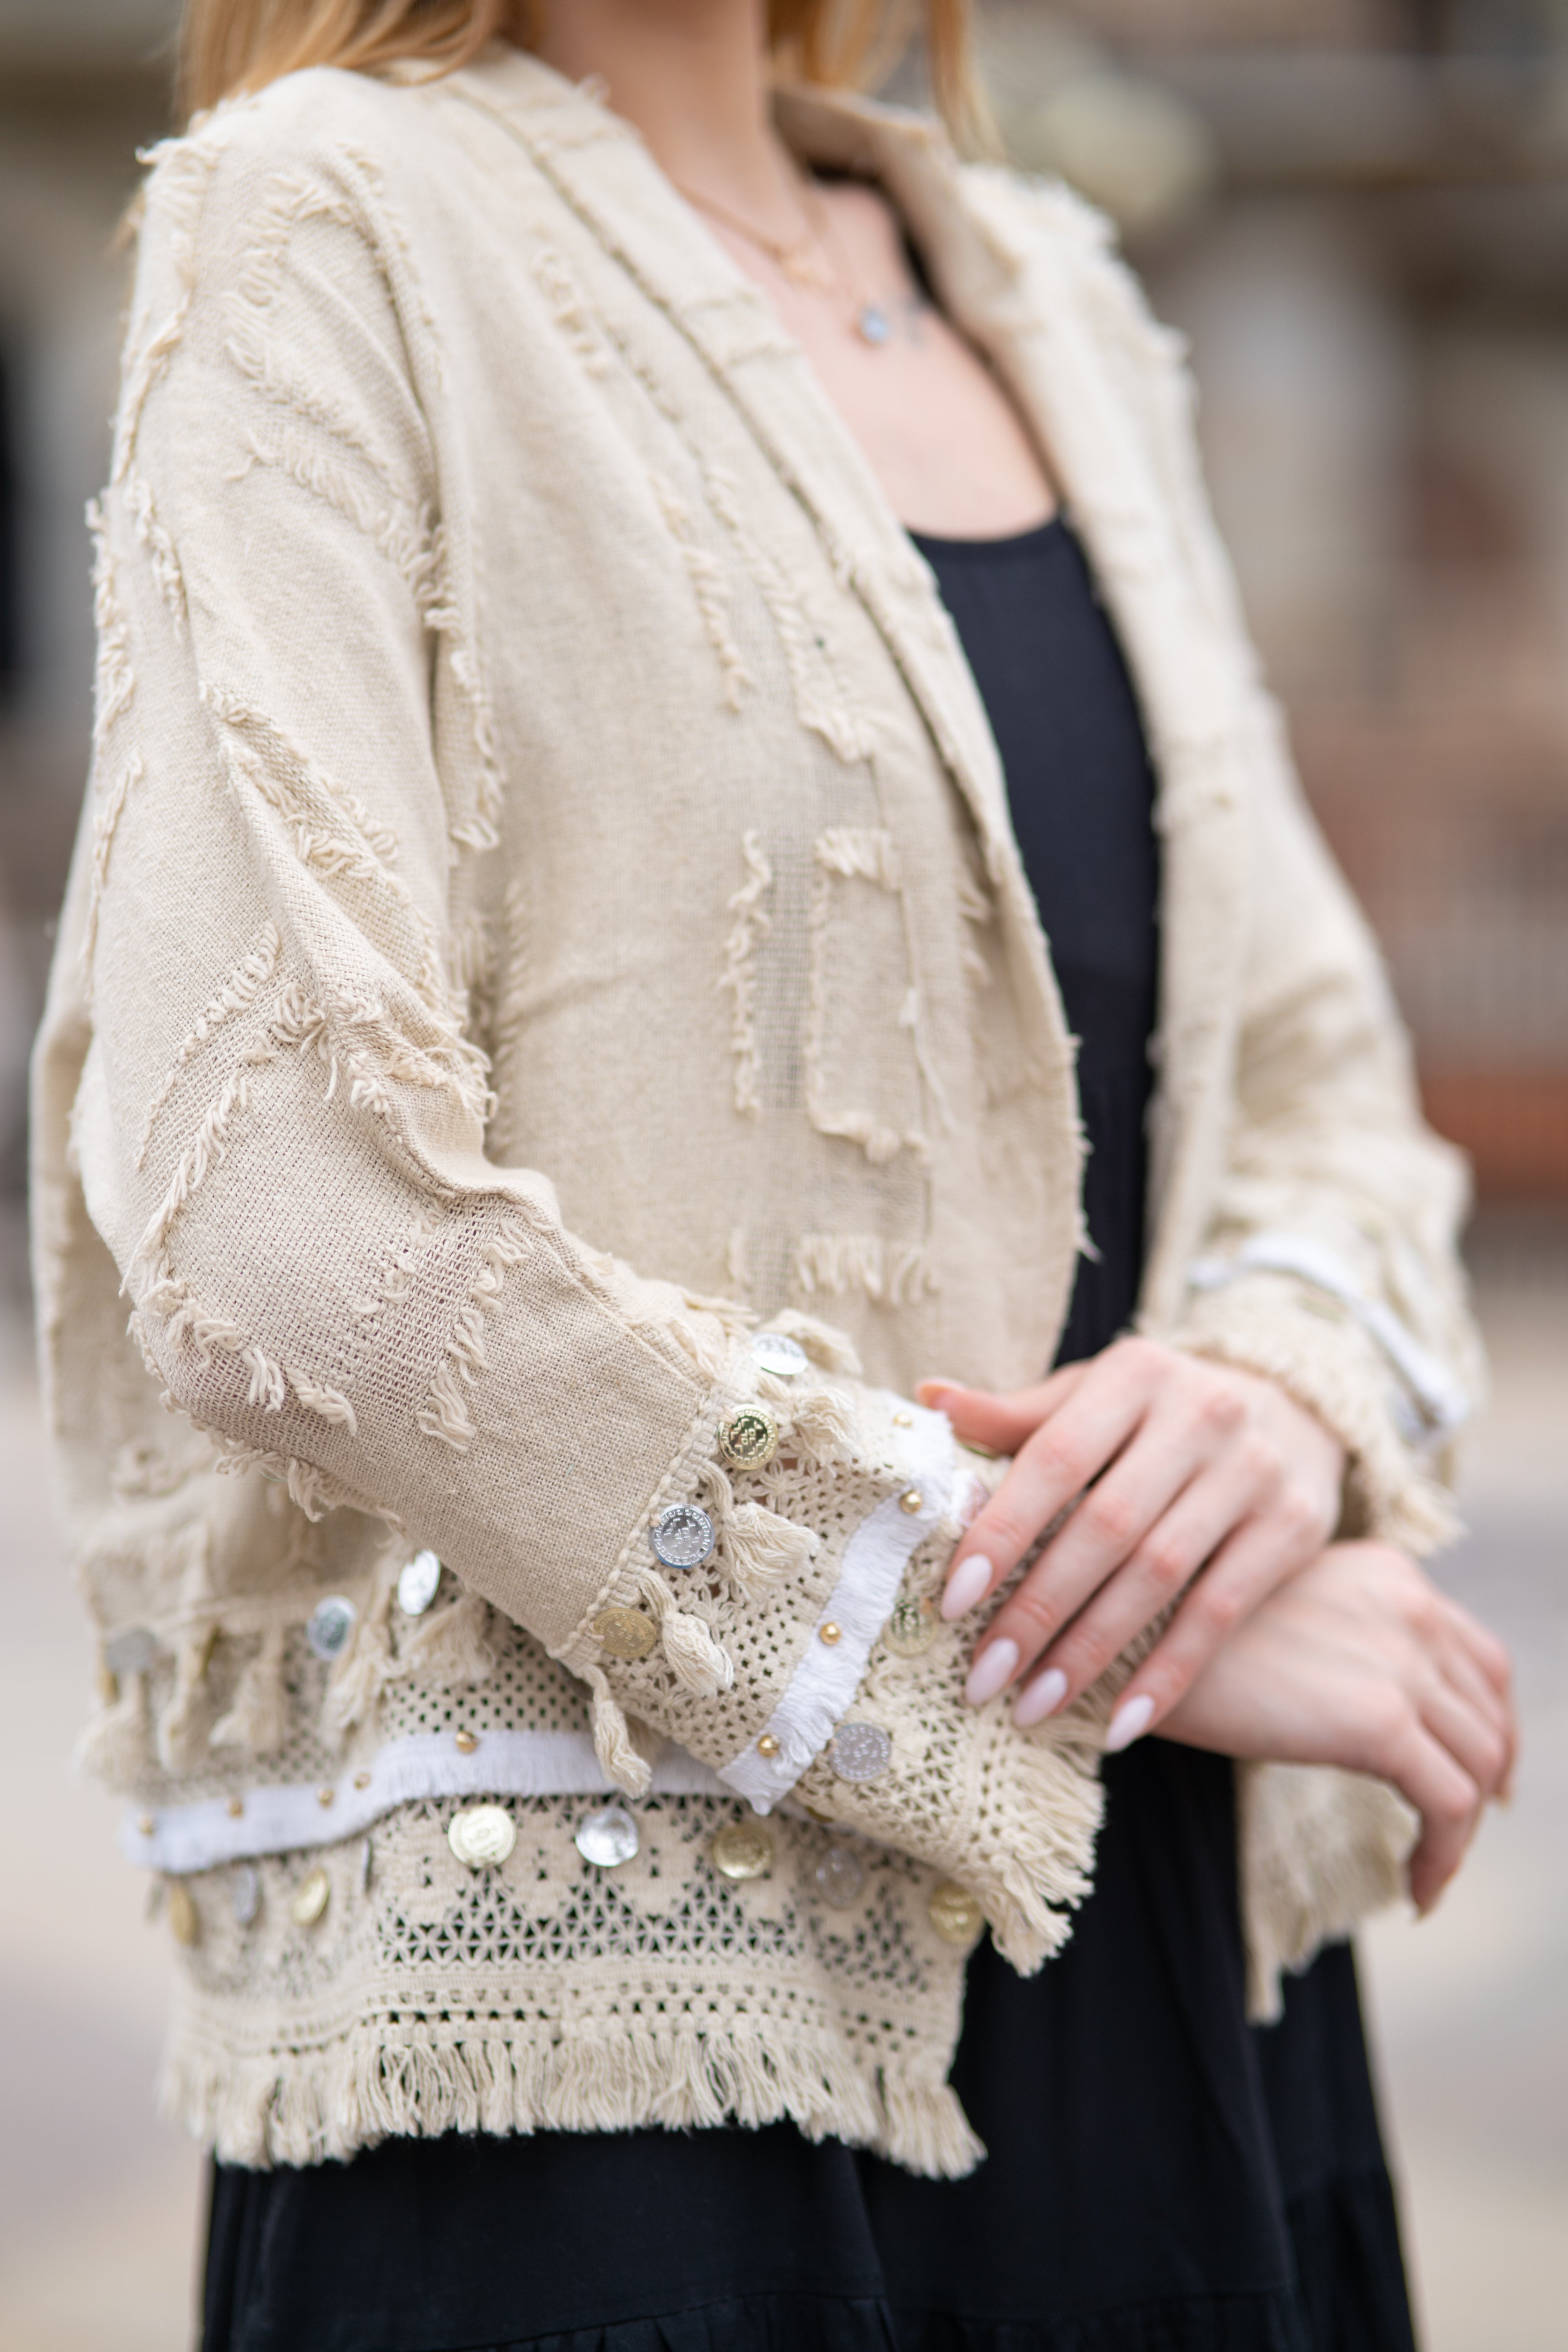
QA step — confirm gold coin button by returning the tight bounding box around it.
[717,1406,779,1471]
[711,1820,774,1880]
[883,1594,938,1659]
[818,1621,842,1645]
[292,1867,330,1928]
[166,1881,199,1947]
[756,1733,781,1759]
[590,1606,658,1662]
[898,1488,924,1515]
[928,1880,984,1949]
[454,1729,479,1754]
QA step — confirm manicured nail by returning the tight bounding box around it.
[1013,1667,1068,1728]
[964,1638,1018,1707]
[941,1553,992,1620]
[916,1379,964,1408]
[1105,1694,1155,1752]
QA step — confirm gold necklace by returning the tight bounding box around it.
[676,174,893,347]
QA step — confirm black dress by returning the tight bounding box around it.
[202,519,1416,2352]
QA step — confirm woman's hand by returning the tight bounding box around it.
[1160,1541,1517,1912]
[919,1338,1347,1743]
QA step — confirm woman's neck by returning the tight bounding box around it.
[531,0,803,230]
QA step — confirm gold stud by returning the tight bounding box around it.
[454,1729,478,1754]
[316,1786,335,1808]
[892,1411,913,1428]
[928,1880,984,1949]
[291,1867,330,1928]
[756,1733,780,1759]
[590,1606,658,1661]
[354,1771,372,1790]
[899,1488,924,1515]
[166,1881,199,1948]
[227,1795,244,1819]
[818,1622,842,1645]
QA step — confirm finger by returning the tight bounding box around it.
[1419,1675,1510,1805]
[916,1364,1087,1455]
[1434,1592,1514,1704]
[1052,1495,1326,1737]
[940,1359,1158,1623]
[1372,1716,1482,1914]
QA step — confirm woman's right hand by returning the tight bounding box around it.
[1159,1541,1517,1914]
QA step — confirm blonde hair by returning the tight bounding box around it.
[178,0,985,146]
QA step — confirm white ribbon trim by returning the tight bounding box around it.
[1187,1230,1470,1440]
[717,1400,956,1815]
[120,1729,727,1876]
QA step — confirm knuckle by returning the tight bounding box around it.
[1141,1538,1191,1596]
[1196,1381,1247,1437]
[1005,1584,1061,1643]
[1084,1488,1140,1550]
[1194,1580,1244,1638]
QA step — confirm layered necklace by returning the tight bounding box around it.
[676,170,894,347]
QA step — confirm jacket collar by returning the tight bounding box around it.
[443,48,1252,1259]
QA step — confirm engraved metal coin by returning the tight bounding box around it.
[590,1606,658,1661]
[649,1503,715,1571]
[711,1820,774,1881]
[104,1624,160,1678]
[166,1880,200,1947]
[575,1805,640,1867]
[448,1803,516,1868]
[230,1863,261,1927]
[306,1596,356,1661]
[812,1844,866,1908]
[751,1332,809,1379]
[883,1594,938,1658]
[928,1880,985,1949]
[827,1722,893,1783]
[717,1406,779,1471]
[291,1867,330,1927]
[397,1549,443,1616]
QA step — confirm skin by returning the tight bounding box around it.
[530,0,1517,1904]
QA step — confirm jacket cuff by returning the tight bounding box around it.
[1163,1267,1462,1556]
[1238,1760,1416,2022]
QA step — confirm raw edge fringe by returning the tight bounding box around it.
[80,754,145,998]
[647,468,753,712]
[415,1212,536,1453]
[124,468,187,630]
[793,1234,936,1307]
[718,830,771,1118]
[137,922,283,1168]
[1239,1762,1415,2025]
[210,1625,289,1756]
[87,498,135,748]
[967,1716,1108,1977]
[398,1585,498,1686]
[158,2004,984,2178]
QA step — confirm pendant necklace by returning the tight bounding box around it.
[676,172,894,348]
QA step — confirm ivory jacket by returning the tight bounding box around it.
[33,44,1480,2175]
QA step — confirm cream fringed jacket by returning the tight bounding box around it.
[33,46,1481,2176]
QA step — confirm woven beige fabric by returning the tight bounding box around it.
[33,46,1477,2170]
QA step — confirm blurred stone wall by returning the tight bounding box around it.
[0,0,1565,1302]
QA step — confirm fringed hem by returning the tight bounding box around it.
[1238,1761,1416,2024]
[158,2005,986,2180]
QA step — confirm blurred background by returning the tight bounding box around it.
[0,0,1563,2343]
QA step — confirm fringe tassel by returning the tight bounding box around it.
[321,1580,395,1746]
[156,1633,216,1772]
[210,1626,288,1757]
[700,1463,821,1598]
[632,1568,733,1697]
[73,1668,150,1788]
[398,1586,497,1687]
[783,1383,858,1466]
[583,1664,653,1799]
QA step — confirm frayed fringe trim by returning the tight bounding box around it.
[415,1211,535,1452]
[1239,1762,1415,2025]
[793,1233,937,1308]
[158,2011,985,2179]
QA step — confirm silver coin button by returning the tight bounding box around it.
[751,1332,809,1378]
[306,1596,356,1661]
[397,1550,443,1616]
[575,1805,640,1867]
[649,1503,715,1571]
[231,1863,261,1927]
[812,1844,866,1908]
[827,1722,893,1782]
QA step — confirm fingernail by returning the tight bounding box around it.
[1105,1694,1155,1753]
[1013,1667,1068,1728]
[916,1379,963,1408]
[964,1638,1019,1707]
[941,1553,992,1621]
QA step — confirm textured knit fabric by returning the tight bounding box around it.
[33,46,1479,2169]
[198,519,1414,2352]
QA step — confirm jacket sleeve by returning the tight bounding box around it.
[49,97,1118,1966]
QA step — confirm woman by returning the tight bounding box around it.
[35,1,1515,2346]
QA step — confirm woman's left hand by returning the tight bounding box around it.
[918,1337,1347,1746]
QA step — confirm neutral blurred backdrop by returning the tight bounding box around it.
[0,1,1564,2345]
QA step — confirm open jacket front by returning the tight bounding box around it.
[33,46,1479,2172]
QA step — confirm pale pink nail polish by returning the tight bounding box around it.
[941,1552,992,1621]
[964,1638,1018,1708]
[1105,1694,1155,1753]
[1012,1667,1068,1728]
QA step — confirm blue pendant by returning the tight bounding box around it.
[857,303,892,347]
